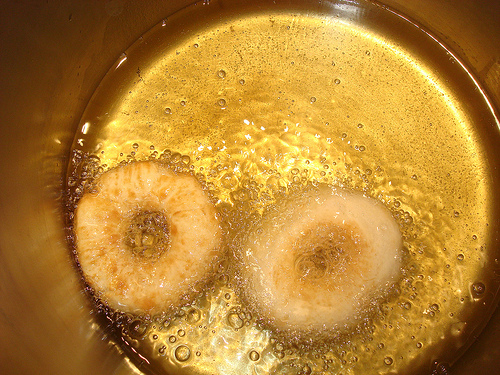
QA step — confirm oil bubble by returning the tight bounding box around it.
[186,308,201,323]
[434,362,450,375]
[310,97,317,103]
[239,79,245,85]
[128,320,149,339]
[164,107,172,114]
[303,364,312,374]
[334,78,341,84]
[457,254,464,261]
[221,173,238,189]
[171,152,181,163]
[175,345,191,362]
[178,329,186,337]
[228,312,244,329]
[249,350,260,361]
[384,357,393,365]
[218,98,227,107]
[217,69,226,78]
[471,282,486,298]
[169,335,177,343]
[219,274,229,284]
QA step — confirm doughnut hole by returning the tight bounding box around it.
[125,211,170,260]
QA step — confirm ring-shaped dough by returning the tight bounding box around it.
[75,161,222,314]
[239,186,402,331]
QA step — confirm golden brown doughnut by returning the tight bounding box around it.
[75,161,222,314]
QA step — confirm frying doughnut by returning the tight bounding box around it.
[240,186,402,331]
[74,161,222,314]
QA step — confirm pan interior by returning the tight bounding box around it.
[66,0,500,374]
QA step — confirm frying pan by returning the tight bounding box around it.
[0,1,498,374]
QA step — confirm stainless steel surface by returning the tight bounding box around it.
[0,1,498,374]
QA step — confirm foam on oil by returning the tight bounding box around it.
[66,2,498,374]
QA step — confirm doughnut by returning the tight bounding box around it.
[239,186,402,331]
[74,161,222,314]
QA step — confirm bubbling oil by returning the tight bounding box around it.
[66,1,499,374]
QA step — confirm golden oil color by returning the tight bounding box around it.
[67,1,500,374]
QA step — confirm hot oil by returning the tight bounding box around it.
[66,1,499,374]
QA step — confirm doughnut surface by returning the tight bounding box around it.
[75,161,222,314]
[240,186,402,331]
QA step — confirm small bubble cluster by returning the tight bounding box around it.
[186,308,202,323]
[226,306,253,330]
[128,320,149,339]
[471,282,486,298]
[228,312,244,329]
